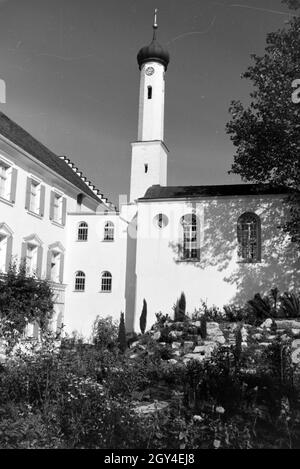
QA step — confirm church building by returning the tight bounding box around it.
[0,14,299,338]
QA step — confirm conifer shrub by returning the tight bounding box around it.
[174,292,186,322]
[118,312,127,353]
[200,315,207,340]
[140,299,147,334]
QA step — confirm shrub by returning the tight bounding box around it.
[279,292,300,318]
[223,305,246,322]
[247,293,274,323]
[0,261,54,348]
[140,299,147,334]
[118,313,127,354]
[92,316,118,351]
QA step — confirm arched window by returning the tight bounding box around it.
[78,222,88,241]
[101,271,112,292]
[237,212,261,263]
[75,271,86,291]
[104,222,114,241]
[180,214,199,260]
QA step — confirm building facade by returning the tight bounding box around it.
[0,18,299,338]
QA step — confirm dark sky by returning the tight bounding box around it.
[0,0,293,204]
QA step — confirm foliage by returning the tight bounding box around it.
[223,304,248,322]
[118,312,127,354]
[140,299,147,334]
[154,312,171,328]
[226,3,300,244]
[91,315,118,351]
[279,292,300,318]
[0,261,54,347]
[247,293,275,324]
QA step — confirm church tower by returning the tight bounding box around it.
[129,10,170,202]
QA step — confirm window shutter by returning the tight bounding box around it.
[5,235,13,272]
[62,197,67,226]
[10,168,18,204]
[21,242,27,265]
[46,249,52,280]
[39,185,45,217]
[49,191,55,220]
[59,252,65,283]
[36,246,43,278]
[25,177,31,210]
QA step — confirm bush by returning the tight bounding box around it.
[0,261,54,348]
[92,316,118,351]
[279,292,300,318]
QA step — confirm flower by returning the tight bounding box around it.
[216,406,225,414]
[213,439,221,449]
[193,415,203,422]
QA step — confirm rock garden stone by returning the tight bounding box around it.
[169,330,183,339]
[171,342,182,349]
[261,318,273,329]
[275,320,300,329]
[134,401,169,415]
[183,353,205,363]
[292,339,300,349]
[183,341,194,352]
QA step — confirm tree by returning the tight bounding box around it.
[139,299,147,334]
[226,0,300,243]
[117,312,127,353]
[0,261,54,343]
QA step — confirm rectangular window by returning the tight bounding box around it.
[0,162,11,200]
[0,234,7,272]
[29,180,41,214]
[53,194,63,224]
[50,251,60,283]
[26,244,38,276]
[147,86,152,99]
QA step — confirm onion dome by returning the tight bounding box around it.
[137,9,170,70]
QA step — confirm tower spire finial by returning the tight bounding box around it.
[153,8,158,29]
[153,8,158,39]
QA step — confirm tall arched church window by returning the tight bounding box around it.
[180,214,200,261]
[104,222,114,241]
[101,271,112,292]
[75,271,86,291]
[237,212,261,263]
[78,222,88,241]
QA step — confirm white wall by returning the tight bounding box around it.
[64,212,129,338]
[132,195,300,331]
[0,136,100,332]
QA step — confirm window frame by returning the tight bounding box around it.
[77,222,88,241]
[74,271,86,292]
[100,271,112,293]
[180,214,200,261]
[237,212,261,263]
[103,221,115,242]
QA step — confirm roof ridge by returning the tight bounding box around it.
[59,155,117,211]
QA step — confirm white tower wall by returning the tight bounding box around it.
[138,61,165,141]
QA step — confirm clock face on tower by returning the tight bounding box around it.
[145,66,155,76]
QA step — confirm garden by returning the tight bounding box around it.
[0,264,300,449]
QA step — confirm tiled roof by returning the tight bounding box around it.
[0,111,115,207]
[140,184,293,200]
